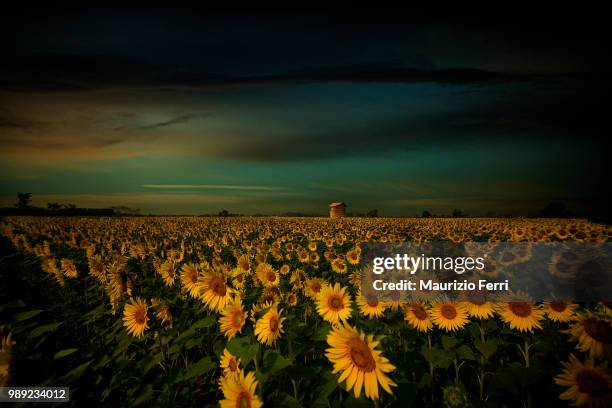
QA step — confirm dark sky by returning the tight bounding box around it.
[0,6,609,215]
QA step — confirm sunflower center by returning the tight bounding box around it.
[576,369,608,397]
[549,301,567,312]
[328,296,343,310]
[233,311,244,326]
[348,337,376,372]
[236,391,251,408]
[211,277,227,296]
[583,318,612,344]
[441,305,457,319]
[412,306,427,320]
[134,308,146,324]
[311,283,322,292]
[190,272,198,284]
[367,298,379,307]
[229,358,238,372]
[269,315,279,333]
[509,302,532,317]
[266,271,276,282]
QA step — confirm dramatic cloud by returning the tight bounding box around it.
[0,7,607,215]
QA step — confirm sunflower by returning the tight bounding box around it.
[404,302,433,332]
[325,323,396,400]
[316,283,352,325]
[430,302,469,332]
[304,277,326,299]
[346,247,361,265]
[442,384,470,408]
[231,268,246,290]
[357,292,386,318]
[285,291,298,307]
[565,313,612,359]
[199,271,234,312]
[260,285,282,305]
[0,326,15,388]
[289,269,306,289]
[220,348,241,377]
[254,305,285,346]
[60,258,78,278]
[279,264,290,275]
[331,258,348,274]
[236,254,251,274]
[255,262,279,287]
[555,354,611,408]
[219,297,247,340]
[297,250,309,263]
[219,370,262,408]
[158,260,176,286]
[122,297,149,337]
[180,263,201,298]
[151,298,173,326]
[497,301,543,333]
[543,300,578,323]
[462,298,496,320]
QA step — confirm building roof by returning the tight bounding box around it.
[329,202,346,208]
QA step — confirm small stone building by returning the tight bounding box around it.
[329,202,347,218]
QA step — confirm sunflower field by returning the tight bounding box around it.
[0,216,611,407]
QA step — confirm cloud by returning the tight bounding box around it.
[142,184,285,191]
[1,52,584,93]
[114,114,197,131]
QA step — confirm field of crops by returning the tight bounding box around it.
[1,216,611,407]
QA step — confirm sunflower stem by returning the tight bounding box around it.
[523,337,531,408]
[291,379,299,400]
[479,322,485,400]
[427,335,433,377]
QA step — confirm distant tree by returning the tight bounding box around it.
[452,209,464,218]
[47,202,62,210]
[366,209,379,217]
[422,210,431,218]
[219,209,229,217]
[15,192,32,210]
[537,201,567,218]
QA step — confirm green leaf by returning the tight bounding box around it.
[441,335,458,351]
[28,322,63,339]
[457,345,476,360]
[311,371,338,408]
[227,337,259,366]
[13,309,43,321]
[263,350,291,376]
[59,360,92,383]
[132,384,154,406]
[275,392,303,408]
[53,348,78,360]
[312,325,330,341]
[417,373,432,389]
[0,300,26,313]
[474,339,498,359]
[180,357,215,381]
[190,315,216,330]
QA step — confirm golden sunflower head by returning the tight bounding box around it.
[316,283,352,325]
[122,297,149,337]
[325,323,396,400]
